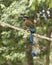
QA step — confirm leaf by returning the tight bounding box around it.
[49,0,52,8]
[0,4,6,9]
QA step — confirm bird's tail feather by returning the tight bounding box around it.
[29,33,33,43]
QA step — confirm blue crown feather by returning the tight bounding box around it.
[23,15,29,18]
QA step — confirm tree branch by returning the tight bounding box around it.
[0,22,52,41]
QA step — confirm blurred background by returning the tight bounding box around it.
[0,0,52,65]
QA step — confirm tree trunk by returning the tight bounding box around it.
[45,29,51,65]
[26,40,34,65]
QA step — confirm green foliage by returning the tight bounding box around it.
[0,0,52,65]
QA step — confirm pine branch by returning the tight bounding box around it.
[0,22,52,41]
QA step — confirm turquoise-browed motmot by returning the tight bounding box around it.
[23,15,35,43]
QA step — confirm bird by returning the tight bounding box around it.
[23,15,35,43]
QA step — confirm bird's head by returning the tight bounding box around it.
[23,15,29,19]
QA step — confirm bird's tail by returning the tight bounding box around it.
[29,33,33,43]
[29,27,35,33]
